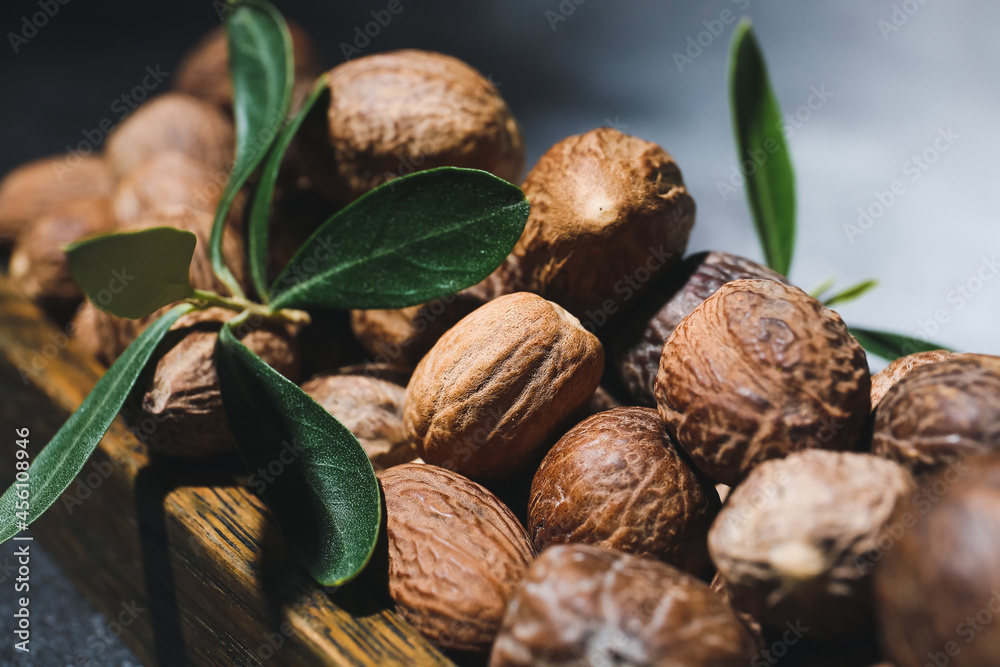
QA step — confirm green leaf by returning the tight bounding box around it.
[809,276,836,301]
[214,323,380,586]
[249,76,330,302]
[849,327,954,363]
[729,19,796,276]
[209,0,294,298]
[269,167,530,311]
[822,279,878,308]
[65,227,197,319]
[0,304,195,543]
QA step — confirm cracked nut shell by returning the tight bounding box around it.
[873,453,1000,667]
[489,544,758,667]
[613,251,788,406]
[528,407,719,575]
[503,127,694,321]
[870,349,956,409]
[404,292,604,479]
[301,369,415,471]
[0,155,115,244]
[124,308,301,457]
[709,450,915,638]
[872,353,1000,477]
[298,49,525,205]
[105,92,235,177]
[656,279,871,485]
[380,463,534,652]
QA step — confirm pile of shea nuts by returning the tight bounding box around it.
[3,25,999,667]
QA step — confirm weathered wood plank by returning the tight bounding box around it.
[0,277,453,666]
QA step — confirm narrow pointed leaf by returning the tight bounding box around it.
[66,227,196,319]
[729,19,796,276]
[209,0,294,298]
[269,167,529,311]
[822,279,878,308]
[809,276,836,301]
[249,76,330,301]
[214,323,380,586]
[0,304,195,543]
[849,327,954,363]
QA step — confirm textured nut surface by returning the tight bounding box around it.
[873,354,1000,476]
[874,453,1000,667]
[710,450,914,638]
[490,544,758,667]
[405,293,604,478]
[528,407,719,575]
[656,279,871,485]
[504,127,694,320]
[380,463,534,652]
[173,23,320,112]
[301,370,414,471]
[350,268,512,369]
[105,93,235,176]
[614,251,788,406]
[0,155,115,243]
[300,49,524,204]
[870,350,956,408]
[112,151,219,223]
[125,308,300,457]
[70,207,247,366]
[9,197,114,318]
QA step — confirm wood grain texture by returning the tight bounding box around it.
[0,277,453,666]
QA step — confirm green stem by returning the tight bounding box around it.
[188,289,311,326]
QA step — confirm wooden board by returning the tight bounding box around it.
[0,277,454,666]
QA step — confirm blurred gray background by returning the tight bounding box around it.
[1,0,998,663]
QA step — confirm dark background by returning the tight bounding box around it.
[1,0,999,664]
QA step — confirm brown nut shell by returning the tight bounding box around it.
[0,155,115,244]
[656,279,871,485]
[870,350,956,409]
[873,453,1000,667]
[173,23,321,113]
[505,127,694,321]
[709,450,915,638]
[613,251,789,407]
[297,50,524,205]
[380,463,534,652]
[112,151,220,223]
[9,197,115,319]
[301,370,415,471]
[125,308,300,457]
[404,293,604,479]
[105,93,235,177]
[528,407,719,575]
[490,544,758,667]
[872,353,1000,477]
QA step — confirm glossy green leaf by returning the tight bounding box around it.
[65,227,196,319]
[249,76,330,301]
[214,323,380,586]
[729,19,796,276]
[822,279,878,308]
[0,304,195,543]
[209,0,294,298]
[269,167,530,311]
[849,327,954,363]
